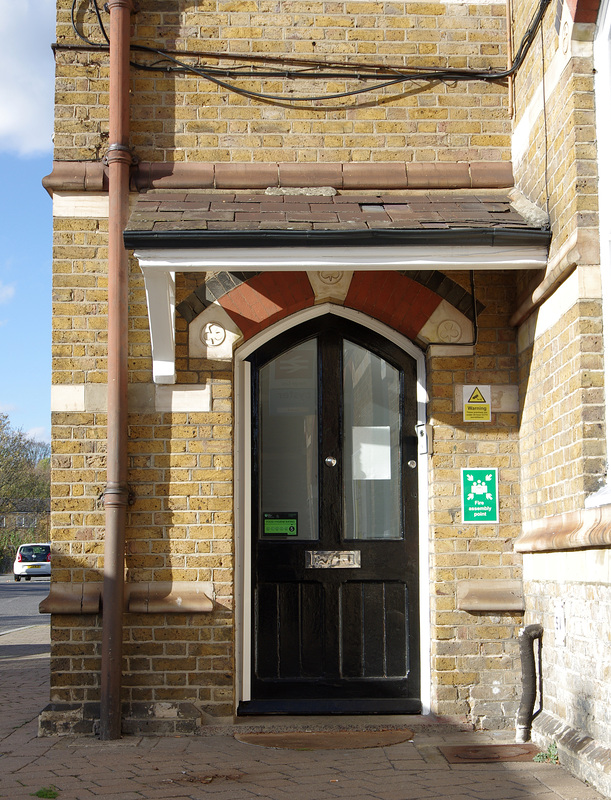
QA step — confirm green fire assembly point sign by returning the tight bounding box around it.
[461,468,499,523]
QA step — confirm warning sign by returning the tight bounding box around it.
[463,384,491,422]
[467,387,486,403]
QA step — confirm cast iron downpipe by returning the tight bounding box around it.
[100,0,133,741]
[516,624,543,743]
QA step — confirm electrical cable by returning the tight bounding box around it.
[68,0,551,105]
[92,0,110,44]
[71,0,108,46]
[540,24,551,219]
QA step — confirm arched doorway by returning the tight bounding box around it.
[237,311,425,714]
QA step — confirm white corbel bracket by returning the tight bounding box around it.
[142,266,176,384]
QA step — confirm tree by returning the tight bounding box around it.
[0,413,50,509]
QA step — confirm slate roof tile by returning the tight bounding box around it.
[125,188,547,237]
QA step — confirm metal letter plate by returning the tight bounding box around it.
[305,550,361,569]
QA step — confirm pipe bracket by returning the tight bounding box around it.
[103,481,131,508]
[104,144,138,167]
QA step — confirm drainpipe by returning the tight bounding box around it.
[516,624,543,743]
[100,0,133,741]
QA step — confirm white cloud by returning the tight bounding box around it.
[27,425,51,444]
[0,0,55,156]
[0,281,15,305]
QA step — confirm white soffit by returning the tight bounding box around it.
[135,244,548,272]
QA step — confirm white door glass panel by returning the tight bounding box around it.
[259,338,319,540]
[343,341,402,540]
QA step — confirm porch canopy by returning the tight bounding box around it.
[124,188,551,383]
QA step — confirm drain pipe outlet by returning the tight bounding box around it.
[516,624,543,743]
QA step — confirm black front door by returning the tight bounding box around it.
[241,316,420,715]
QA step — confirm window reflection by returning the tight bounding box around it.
[343,341,402,540]
[259,339,319,540]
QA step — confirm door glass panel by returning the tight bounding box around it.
[259,339,319,540]
[343,341,402,540]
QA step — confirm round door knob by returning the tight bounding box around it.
[407,460,417,469]
[325,456,337,467]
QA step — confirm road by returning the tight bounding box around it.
[0,573,50,634]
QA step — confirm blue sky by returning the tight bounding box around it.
[0,1,56,442]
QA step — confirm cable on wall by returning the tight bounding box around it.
[66,0,552,106]
[540,23,552,219]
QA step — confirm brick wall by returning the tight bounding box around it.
[512,2,597,259]
[510,0,611,788]
[47,0,575,728]
[511,0,605,512]
[50,219,236,716]
[50,246,527,723]
[518,298,605,520]
[54,0,512,164]
[523,552,611,750]
[428,270,523,728]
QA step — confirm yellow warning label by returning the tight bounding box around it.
[464,403,491,421]
[468,387,487,403]
[462,384,491,422]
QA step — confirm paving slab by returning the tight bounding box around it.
[0,625,605,800]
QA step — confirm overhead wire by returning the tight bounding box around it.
[69,0,551,105]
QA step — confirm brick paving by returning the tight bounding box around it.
[0,625,604,800]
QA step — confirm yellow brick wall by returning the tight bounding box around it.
[50,611,233,713]
[54,0,512,163]
[511,0,604,517]
[511,3,597,259]
[427,270,523,725]
[52,218,110,384]
[50,220,236,715]
[51,236,527,721]
[51,0,608,726]
[50,405,235,716]
[518,299,605,519]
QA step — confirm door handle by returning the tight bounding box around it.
[324,456,337,467]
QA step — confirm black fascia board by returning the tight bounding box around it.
[123,226,551,250]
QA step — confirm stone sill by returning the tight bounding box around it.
[39,581,214,614]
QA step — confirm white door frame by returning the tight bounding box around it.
[234,303,431,714]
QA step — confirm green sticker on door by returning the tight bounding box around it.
[461,469,499,523]
[263,512,298,536]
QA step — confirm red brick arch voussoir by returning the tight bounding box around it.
[218,271,444,344]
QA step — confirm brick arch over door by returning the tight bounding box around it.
[177,270,479,346]
[568,0,600,22]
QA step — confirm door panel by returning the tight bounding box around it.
[340,582,409,679]
[255,582,325,680]
[243,316,421,715]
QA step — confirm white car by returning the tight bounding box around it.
[13,543,51,581]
